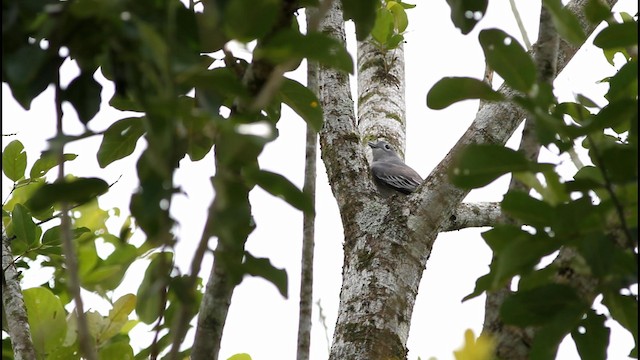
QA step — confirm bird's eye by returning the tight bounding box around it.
[384,144,391,150]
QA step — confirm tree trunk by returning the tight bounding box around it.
[319,0,618,359]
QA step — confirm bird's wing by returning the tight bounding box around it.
[372,162,423,194]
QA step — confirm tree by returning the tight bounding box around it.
[2,1,637,360]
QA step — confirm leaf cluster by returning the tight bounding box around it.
[430,2,638,358]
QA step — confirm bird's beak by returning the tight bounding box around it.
[368,141,376,148]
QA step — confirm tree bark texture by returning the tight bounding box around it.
[357,40,407,156]
[2,234,37,360]
[319,0,618,359]
[296,55,319,360]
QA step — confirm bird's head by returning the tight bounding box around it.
[368,140,400,161]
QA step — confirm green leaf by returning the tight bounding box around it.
[245,167,313,214]
[97,117,145,168]
[101,294,136,341]
[479,29,536,93]
[445,0,488,35]
[3,139,27,182]
[571,309,610,360]
[99,341,134,360]
[257,31,354,74]
[602,291,638,356]
[227,354,252,360]
[26,177,110,212]
[11,204,37,247]
[136,252,172,324]
[584,0,612,24]
[278,78,323,132]
[606,60,638,103]
[371,7,394,44]
[427,77,503,110]
[342,0,378,41]
[62,72,103,125]
[388,2,409,33]
[530,303,586,360]
[483,226,560,288]
[23,287,67,357]
[501,191,556,228]
[450,144,552,189]
[30,153,77,178]
[593,21,638,50]
[41,226,90,247]
[542,0,587,45]
[224,0,279,42]
[500,284,584,327]
[3,44,62,109]
[242,252,288,298]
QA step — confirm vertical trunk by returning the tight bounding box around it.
[2,234,37,360]
[296,55,319,360]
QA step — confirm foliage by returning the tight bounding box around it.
[430,2,638,359]
[1,0,377,358]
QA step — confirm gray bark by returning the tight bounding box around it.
[319,0,618,358]
[2,234,37,360]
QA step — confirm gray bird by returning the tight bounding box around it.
[368,140,423,196]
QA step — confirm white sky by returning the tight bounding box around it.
[2,1,637,359]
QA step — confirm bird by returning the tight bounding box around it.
[368,140,423,197]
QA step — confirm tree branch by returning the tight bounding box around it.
[439,202,509,232]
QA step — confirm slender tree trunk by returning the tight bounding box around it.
[2,234,37,360]
[296,56,319,360]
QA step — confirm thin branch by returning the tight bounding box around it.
[509,0,532,50]
[296,31,319,360]
[55,67,97,360]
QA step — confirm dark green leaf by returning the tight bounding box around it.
[245,167,313,214]
[224,0,279,42]
[12,204,37,247]
[342,0,378,41]
[445,0,488,35]
[242,252,288,298]
[450,144,552,189]
[97,117,146,168]
[584,0,612,24]
[483,226,560,287]
[136,252,173,324]
[479,29,536,92]
[571,309,610,360]
[30,153,77,178]
[501,284,585,327]
[593,21,638,50]
[278,78,323,132]
[26,177,109,212]
[462,272,493,301]
[62,72,103,125]
[602,291,638,353]
[606,60,638,103]
[42,226,91,246]
[543,0,587,45]
[427,77,503,110]
[530,303,586,360]
[257,31,354,74]
[600,144,637,183]
[501,191,556,228]
[2,139,27,182]
[3,44,62,109]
